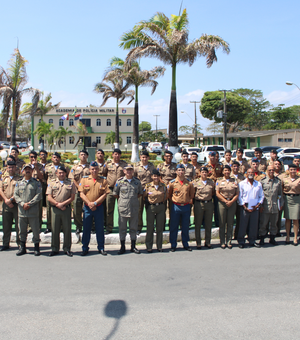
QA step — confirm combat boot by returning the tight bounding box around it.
[259,236,265,246]
[118,240,126,255]
[269,235,277,245]
[16,242,26,256]
[130,240,140,254]
[34,243,41,256]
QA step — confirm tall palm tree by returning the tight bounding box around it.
[94,78,134,149]
[33,120,53,150]
[120,9,230,155]
[55,126,72,153]
[104,57,165,162]
[0,48,41,147]
[20,92,61,149]
[72,121,88,150]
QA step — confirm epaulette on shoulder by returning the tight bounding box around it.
[117,176,124,181]
[98,176,106,179]
[260,176,267,180]
[186,178,191,182]
[83,176,89,178]
[51,179,56,181]
[170,179,175,183]
[145,183,151,188]
[217,177,223,180]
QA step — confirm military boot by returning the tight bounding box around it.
[16,242,26,256]
[269,235,278,245]
[130,240,140,254]
[118,240,126,255]
[34,243,41,256]
[259,236,265,246]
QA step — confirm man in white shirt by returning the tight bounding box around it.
[238,168,264,248]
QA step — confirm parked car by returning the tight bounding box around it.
[184,147,201,156]
[179,142,190,148]
[278,156,295,171]
[277,147,300,158]
[139,142,149,151]
[198,145,226,163]
[0,142,10,149]
[147,142,162,154]
[19,142,28,148]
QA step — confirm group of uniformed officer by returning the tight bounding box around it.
[1,146,300,256]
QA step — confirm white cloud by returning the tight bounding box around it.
[266,88,300,107]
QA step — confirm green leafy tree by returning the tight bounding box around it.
[52,126,72,153]
[105,131,123,149]
[16,114,31,141]
[0,48,41,146]
[179,124,201,134]
[205,122,224,134]
[262,105,300,130]
[72,121,88,149]
[120,9,230,152]
[33,120,53,150]
[139,121,152,132]
[200,91,251,132]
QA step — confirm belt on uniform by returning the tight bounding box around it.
[285,194,299,197]
[149,202,164,206]
[173,202,190,206]
[222,196,234,201]
[85,203,102,207]
[195,199,212,203]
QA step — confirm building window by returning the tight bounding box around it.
[284,138,292,143]
[69,136,74,144]
[49,119,53,124]
[127,136,132,144]
[127,119,131,126]
[96,136,101,144]
[69,119,74,126]
[278,138,283,142]
[96,119,101,126]
[59,119,64,127]
[119,119,122,126]
[106,119,111,126]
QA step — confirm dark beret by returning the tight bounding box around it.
[30,150,38,157]
[113,148,122,154]
[141,150,149,157]
[237,148,244,153]
[289,164,297,169]
[90,161,98,167]
[176,164,185,169]
[254,148,262,153]
[6,160,16,166]
[8,155,16,162]
[181,150,189,155]
[232,161,240,166]
[270,149,278,154]
[53,152,61,158]
[39,149,48,155]
[191,152,198,156]
[294,155,300,159]
[224,165,231,171]
[57,165,67,172]
[11,147,19,153]
[97,149,105,154]
[164,150,173,156]
[225,149,232,154]
[152,169,161,176]
[209,151,216,156]
[200,167,208,172]
[80,149,89,156]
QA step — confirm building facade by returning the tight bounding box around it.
[32,106,134,151]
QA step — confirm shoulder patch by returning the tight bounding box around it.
[170,179,175,183]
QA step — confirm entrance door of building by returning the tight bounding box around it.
[79,136,91,148]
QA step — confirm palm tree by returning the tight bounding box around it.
[72,121,88,149]
[55,126,72,153]
[94,78,134,149]
[104,57,165,162]
[0,48,41,146]
[33,120,53,150]
[120,9,230,154]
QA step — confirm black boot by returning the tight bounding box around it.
[259,236,265,246]
[118,240,126,255]
[16,242,26,256]
[34,243,40,256]
[130,240,140,254]
[269,235,277,245]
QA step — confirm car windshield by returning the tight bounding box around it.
[277,148,283,153]
[245,151,255,158]
[188,148,200,152]
[207,146,225,151]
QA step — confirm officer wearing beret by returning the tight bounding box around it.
[248,148,267,172]
[1,155,22,179]
[268,149,279,166]
[181,150,196,181]
[79,161,110,256]
[10,146,25,170]
[134,150,155,234]
[14,164,42,256]
[106,148,128,234]
[285,155,300,176]
[216,165,239,249]
[168,164,195,251]
[193,167,215,249]
[69,149,90,236]
[143,169,167,252]
[234,148,249,175]
[190,152,202,178]
[113,164,143,254]
[249,157,266,181]
[44,152,69,233]
[46,166,76,256]
[0,161,22,250]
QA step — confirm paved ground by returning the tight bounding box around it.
[1,237,300,340]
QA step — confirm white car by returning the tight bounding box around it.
[277,147,300,158]
[184,147,201,156]
[179,142,190,148]
[198,145,226,163]
[147,142,162,154]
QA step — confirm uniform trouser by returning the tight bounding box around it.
[82,204,105,251]
[19,216,40,244]
[259,212,278,237]
[51,205,72,252]
[46,196,52,229]
[39,200,43,230]
[218,201,236,245]
[106,188,116,232]
[42,182,47,207]
[164,199,173,227]
[234,204,242,239]
[194,200,213,246]
[213,194,219,227]
[73,192,83,231]
[276,210,282,234]
[169,204,191,248]
[2,203,19,246]
[138,196,145,231]
[119,211,139,241]
[146,203,165,250]
[237,209,259,245]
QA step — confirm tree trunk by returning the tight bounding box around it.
[131,88,139,163]
[11,99,17,147]
[168,89,178,157]
[115,99,119,149]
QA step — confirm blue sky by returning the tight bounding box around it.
[1,0,300,133]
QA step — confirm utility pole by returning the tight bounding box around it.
[153,115,160,140]
[190,101,201,147]
[219,90,230,149]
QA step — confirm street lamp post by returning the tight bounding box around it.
[286,81,300,91]
[153,115,160,141]
[190,101,201,147]
[219,90,230,149]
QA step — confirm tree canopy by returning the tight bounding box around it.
[139,121,152,132]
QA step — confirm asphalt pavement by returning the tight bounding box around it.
[1,238,300,340]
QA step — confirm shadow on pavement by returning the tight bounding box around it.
[103,300,128,340]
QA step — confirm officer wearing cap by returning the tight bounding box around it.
[190,152,202,178]
[1,155,22,179]
[285,155,300,176]
[249,157,266,181]
[44,152,69,233]
[230,161,245,239]
[222,150,233,167]
[134,150,155,234]
[193,166,215,249]
[0,161,22,251]
[46,165,76,256]
[113,164,143,254]
[39,149,50,218]
[168,164,195,251]
[268,149,279,166]
[216,165,239,249]
[234,148,249,174]
[282,164,300,245]
[143,169,167,252]
[79,161,110,256]
[180,150,196,181]
[10,146,25,170]
[14,164,42,256]
[157,150,177,227]
[69,149,90,236]
[258,165,283,246]
[248,148,267,172]
[106,148,128,234]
